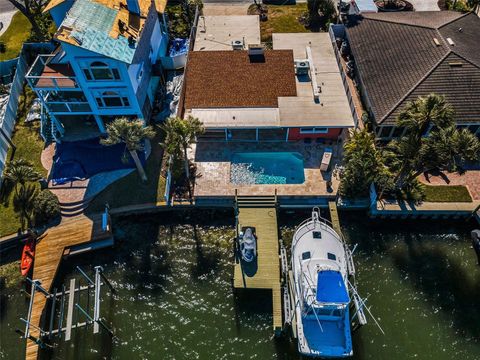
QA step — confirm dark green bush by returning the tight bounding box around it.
[33,189,60,226]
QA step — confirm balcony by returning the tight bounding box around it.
[26,55,79,90]
[46,102,91,113]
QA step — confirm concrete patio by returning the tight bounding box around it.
[190,140,342,199]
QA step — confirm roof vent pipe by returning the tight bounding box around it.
[126,0,141,15]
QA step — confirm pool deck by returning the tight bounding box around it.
[191,141,341,198]
[233,196,282,333]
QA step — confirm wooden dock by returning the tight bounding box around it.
[233,195,282,333]
[328,201,342,236]
[25,214,113,360]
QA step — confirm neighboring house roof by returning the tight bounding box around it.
[346,11,480,125]
[184,50,297,108]
[44,0,167,13]
[50,0,163,63]
[194,15,261,51]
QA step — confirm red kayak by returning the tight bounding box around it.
[20,238,35,276]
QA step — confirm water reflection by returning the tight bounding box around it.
[0,211,479,360]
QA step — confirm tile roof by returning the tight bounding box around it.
[346,11,480,125]
[184,50,297,109]
[52,0,163,64]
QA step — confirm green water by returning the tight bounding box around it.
[1,210,479,359]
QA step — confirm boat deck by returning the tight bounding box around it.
[25,214,112,360]
[233,197,282,333]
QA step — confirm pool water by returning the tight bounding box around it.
[230,152,305,185]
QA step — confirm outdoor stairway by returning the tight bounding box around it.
[235,194,277,208]
[59,197,93,217]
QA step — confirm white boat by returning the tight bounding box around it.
[291,208,364,358]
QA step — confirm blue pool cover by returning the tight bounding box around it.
[50,138,145,185]
[316,270,349,304]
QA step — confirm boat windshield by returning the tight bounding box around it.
[305,306,344,318]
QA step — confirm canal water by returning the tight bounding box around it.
[1,210,479,359]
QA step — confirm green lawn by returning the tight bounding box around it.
[0,87,46,237]
[86,130,167,214]
[248,4,309,43]
[423,185,472,203]
[0,11,32,61]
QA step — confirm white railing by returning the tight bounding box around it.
[26,54,78,89]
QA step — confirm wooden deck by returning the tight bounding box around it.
[25,214,112,360]
[233,204,282,332]
[328,201,342,236]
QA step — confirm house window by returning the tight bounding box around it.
[95,91,130,108]
[299,127,329,134]
[83,61,120,81]
[378,126,393,138]
[392,126,405,138]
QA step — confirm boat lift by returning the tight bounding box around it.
[19,265,115,349]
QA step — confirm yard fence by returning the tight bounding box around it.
[0,42,54,178]
[329,24,360,128]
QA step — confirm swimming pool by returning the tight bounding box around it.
[230,152,305,184]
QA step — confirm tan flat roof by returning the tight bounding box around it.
[194,15,261,51]
[190,108,280,128]
[273,33,355,128]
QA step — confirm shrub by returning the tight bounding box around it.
[33,189,60,226]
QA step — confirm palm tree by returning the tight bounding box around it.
[4,159,41,197]
[386,94,480,189]
[13,183,37,231]
[161,116,204,200]
[397,94,454,140]
[101,117,155,182]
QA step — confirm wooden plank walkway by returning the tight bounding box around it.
[25,214,112,360]
[328,201,342,236]
[233,205,282,332]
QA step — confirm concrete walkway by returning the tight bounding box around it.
[410,0,440,11]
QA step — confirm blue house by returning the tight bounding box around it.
[26,0,168,142]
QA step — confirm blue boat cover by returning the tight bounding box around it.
[316,270,349,304]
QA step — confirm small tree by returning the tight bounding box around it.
[161,116,204,200]
[307,0,336,30]
[13,183,37,231]
[33,189,60,226]
[339,129,393,198]
[7,0,50,41]
[100,117,155,182]
[3,159,41,197]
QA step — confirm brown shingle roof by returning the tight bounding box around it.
[346,12,480,125]
[184,50,297,109]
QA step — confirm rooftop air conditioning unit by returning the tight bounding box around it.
[248,44,265,56]
[231,39,244,50]
[295,59,310,75]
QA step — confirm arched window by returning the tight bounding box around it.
[91,61,109,68]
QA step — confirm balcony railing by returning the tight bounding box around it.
[45,102,91,113]
[26,54,79,90]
